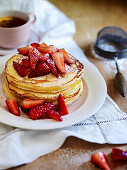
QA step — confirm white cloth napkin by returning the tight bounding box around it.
[0,0,127,169]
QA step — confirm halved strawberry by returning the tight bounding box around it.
[51,52,65,74]
[42,102,54,112]
[31,43,40,48]
[22,58,30,68]
[91,152,111,170]
[57,94,69,116]
[38,45,58,54]
[17,45,32,55]
[6,99,20,116]
[39,42,48,47]
[46,110,63,122]
[13,61,28,77]
[46,59,58,77]
[21,99,45,109]
[59,48,75,64]
[28,47,40,70]
[112,148,127,160]
[39,53,49,62]
[29,105,45,120]
[28,61,50,78]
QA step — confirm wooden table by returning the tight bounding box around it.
[12,0,127,169]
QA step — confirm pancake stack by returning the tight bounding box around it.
[3,45,84,106]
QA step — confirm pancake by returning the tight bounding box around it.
[3,77,21,102]
[5,54,84,93]
[7,79,82,100]
[4,50,84,107]
[3,76,83,106]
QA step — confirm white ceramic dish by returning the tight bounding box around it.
[0,55,107,130]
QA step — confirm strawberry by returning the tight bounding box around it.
[112,148,127,160]
[46,59,58,77]
[91,152,111,170]
[42,102,54,112]
[28,47,40,70]
[29,102,54,120]
[31,43,40,48]
[38,45,58,54]
[39,102,54,119]
[29,105,45,120]
[59,48,75,64]
[17,45,32,55]
[46,110,63,122]
[39,53,49,62]
[6,99,20,116]
[39,42,48,47]
[22,58,30,68]
[40,114,48,119]
[13,61,28,77]
[21,99,45,109]
[51,52,65,74]
[57,94,69,116]
[28,61,50,78]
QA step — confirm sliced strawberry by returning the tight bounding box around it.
[28,47,40,70]
[39,102,54,119]
[28,61,50,78]
[57,94,69,116]
[39,42,48,47]
[31,43,40,48]
[13,61,28,77]
[21,99,45,109]
[29,102,54,120]
[17,45,32,55]
[42,102,54,112]
[46,110,63,122]
[38,45,58,54]
[51,52,65,74]
[6,99,20,116]
[39,53,49,62]
[46,59,58,77]
[59,48,75,64]
[112,148,127,160]
[91,152,111,170]
[22,59,30,68]
[29,105,45,120]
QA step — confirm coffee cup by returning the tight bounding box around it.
[0,10,36,49]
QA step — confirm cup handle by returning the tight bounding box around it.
[27,12,36,25]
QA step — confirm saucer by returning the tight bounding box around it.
[0,31,40,56]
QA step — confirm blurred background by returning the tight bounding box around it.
[49,0,127,49]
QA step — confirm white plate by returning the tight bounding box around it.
[0,56,107,130]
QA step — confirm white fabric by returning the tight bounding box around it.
[0,0,127,169]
